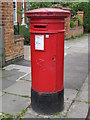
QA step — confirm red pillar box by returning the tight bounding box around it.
[26,8,70,114]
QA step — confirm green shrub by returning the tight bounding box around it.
[71,35,75,39]
[70,20,76,28]
[74,15,82,26]
[19,25,30,45]
[77,16,82,26]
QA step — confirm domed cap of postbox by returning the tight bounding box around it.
[25,8,70,18]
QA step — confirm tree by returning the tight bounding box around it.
[61,2,89,32]
[26,2,89,32]
[27,2,52,10]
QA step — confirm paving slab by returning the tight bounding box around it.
[4,80,31,97]
[0,78,2,91]
[2,69,18,78]
[88,73,90,103]
[0,91,4,96]
[76,77,88,102]
[22,106,40,118]
[0,97,2,113]
[66,40,87,54]
[21,73,31,81]
[67,101,88,118]
[4,64,30,74]
[64,88,77,103]
[76,90,88,103]
[22,113,39,118]
[2,94,31,115]
[66,37,88,55]
[15,59,31,67]
[2,78,16,90]
[64,53,88,90]
[6,72,25,82]
[2,69,26,82]
[0,69,2,77]
[0,91,2,96]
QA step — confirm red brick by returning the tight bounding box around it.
[1,1,24,61]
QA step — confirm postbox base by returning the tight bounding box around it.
[31,88,64,114]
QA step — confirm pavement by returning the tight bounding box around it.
[0,35,89,119]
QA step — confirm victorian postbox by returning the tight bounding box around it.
[26,8,70,114]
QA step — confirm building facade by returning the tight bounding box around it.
[0,1,24,67]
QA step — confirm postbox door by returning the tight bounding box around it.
[56,33,64,91]
[31,33,57,92]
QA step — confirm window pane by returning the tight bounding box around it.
[13,2,17,23]
[14,9,16,22]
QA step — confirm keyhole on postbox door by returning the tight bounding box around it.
[52,57,55,61]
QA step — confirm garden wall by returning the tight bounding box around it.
[64,7,84,39]
[68,26,84,38]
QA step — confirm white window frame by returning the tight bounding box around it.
[26,2,29,24]
[13,0,17,25]
[21,0,25,25]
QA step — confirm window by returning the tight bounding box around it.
[13,0,17,25]
[26,2,29,24]
[21,0,25,25]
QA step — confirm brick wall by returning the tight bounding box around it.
[1,1,24,65]
[69,26,84,38]
[24,2,27,24]
[14,35,24,59]
[77,11,84,25]
[63,7,84,39]
[65,16,71,39]
[17,2,22,24]
[67,17,84,38]
[63,7,71,39]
